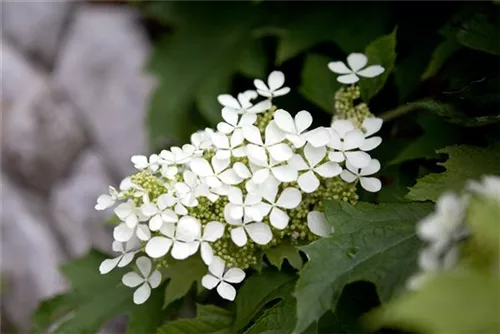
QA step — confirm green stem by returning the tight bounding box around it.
[379,102,418,121]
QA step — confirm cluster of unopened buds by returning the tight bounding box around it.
[96,53,385,304]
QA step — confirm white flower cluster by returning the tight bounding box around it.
[408,175,500,290]
[96,54,385,304]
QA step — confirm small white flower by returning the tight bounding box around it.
[340,159,382,193]
[218,90,272,115]
[122,257,162,304]
[131,154,161,172]
[226,187,263,221]
[188,221,225,265]
[191,128,214,155]
[99,238,140,274]
[217,109,257,142]
[245,121,292,163]
[145,216,200,259]
[190,157,241,189]
[467,175,500,202]
[273,109,312,148]
[160,165,179,181]
[256,177,301,229]
[307,211,334,237]
[253,71,290,98]
[249,157,298,185]
[115,199,143,229]
[289,144,342,193]
[201,256,245,301]
[212,132,246,160]
[160,144,196,166]
[95,186,120,210]
[327,119,372,169]
[327,53,385,84]
[225,206,273,247]
[360,118,383,151]
[174,170,206,209]
[140,194,178,231]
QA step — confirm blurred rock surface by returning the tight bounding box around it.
[1,3,152,331]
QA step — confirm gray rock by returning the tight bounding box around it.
[50,150,114,258]
[54,5,154,178]
[1,43,87,192]
[1,175,68,331]
[1,0,75,67]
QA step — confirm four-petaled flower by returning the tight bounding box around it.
[187,221,225,265]
[95,186,120,210]
[225,206,273,247]
[253,71,290,98]
[211,132,246,160]
[245,121,292,163]
[217,109,256,142]
[218,90,271,115]
[328,53,385,84]
[201,256,245,301]
[131,154,161,172]
[99,238,140,274]
[191,128,214,155]
[360,118,383,151]
[340,159,382,192]
[289,144,342,193]
[122,257,162,304]
[327,119,372,169]
[190,157,241,189]
[140,194,178,231]
[160,144,196,166]
[273,109,312,148]
[256,177,302,229]
[226,187,263,221]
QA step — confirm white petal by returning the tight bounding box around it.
[95,194,114,210]
[239,113,257,126]
[176,216,201,242]
[145,237,172,258]
[149,215,164,231]
[218,94,241,109]
[314,162,342,178]
[243,126,264,145]
[112,240,124,253]
[125,214,138,229]
[113,223,134,242]
[274,109,296,133]
[227,187,243,205]
[171,241,193,260]
[268,143,292,162]
[148,270,162,288]
[328,151,345,163]
[223,268,246,283]
[118,253,135,267]
[362,118,383,137]
[229,204,244,220]
[360,177,382,192]
[268,71,285,90]
[247,144,268,164]
[288,154,309,171]
[340,170,357,183]
[347,53,368,72]
[276,187,302,209]
[357,65,385,78]
[218,122,234,134]
[211,157,230,174]
[190,158,214,177]
[254,78,268,91]
[209,256,225,278]
[161,210,179,223]
[264,121,286,146]
[141,203,158,217]
[157,194,173,210]
[136,224,151,241]
[246,222,273,245]
[327,61,352,74]
[272,165,298,182]
[131,155,149,169]
[298,171,320,193]
[221,108,239,126]
[248,99,272,114]
[302,127,330,147]
[136,256,152,277]
[203,221,225,242]
[360,159,381,176]
[202,274,220,290]
[337,73,359,84]
[343,130,365,150]
[217,281,237,301]
[273,87,290,97]
[260,176,279,203]
[307,211,333,237]
[304,143,326,167]
[133,282,151,305]
[99,257,121,274]
[201,243,214,265]
[270,208,289,229]
[295,110,312,133]
[212,133,230,149]
[122,272,144,288]
[360,137,382,151]
[345,151,372,169]
[253,168,270,184]
[233,162,252,179]
[115,202,133,220]
[231,226,248,247]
